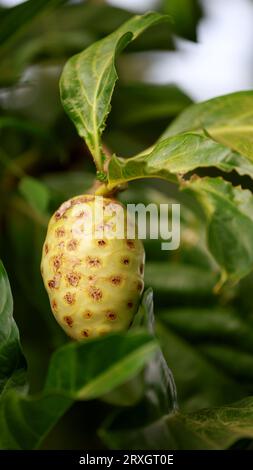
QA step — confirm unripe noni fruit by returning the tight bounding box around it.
[41,195,145,340]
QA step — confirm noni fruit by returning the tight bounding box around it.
[41,195,145,340]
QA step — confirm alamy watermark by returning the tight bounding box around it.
[71,196,180,251]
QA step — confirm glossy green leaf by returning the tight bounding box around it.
[185,177,253,281]
[60,12,169,170]
[108,132,253,187]
[0,330,158,449]
[100,396,253,450]
[162,91,253,160]
[45,331,158,401]
[0,261,26,396]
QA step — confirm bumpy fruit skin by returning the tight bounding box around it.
[41,195,145,340]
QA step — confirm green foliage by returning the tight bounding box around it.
[0,0,65,48]
[185,177,253,281]
[19,176,50,213]
[162,91,253,160]
[157,306,253,410]
[110,83,192,127]
[100,397,253,450]
[108,133,253,184]
[1,2,253,451]
[163,0,202,41]
[60,12,169,170]
[0,261,26,397]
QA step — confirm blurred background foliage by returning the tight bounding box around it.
[1,0,253,449]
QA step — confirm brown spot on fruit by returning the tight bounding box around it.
[88,275,95,281]
[55,227,65,237]
[88,286,102,301]
[140,263,144,275]
[51,274,61,288]
[53,254,62,271]
[87,256,101,268]
[110,275,122,286]
[126,240,135,249]
[44,243,49,254]
[83,310,92,319]
[52,299,57,312]
[127,301,133,308]
[106,311,117,320]
[55,200,72,220]
[66,272,81,287]
[48,279,56,289]
[122,257,130,265]
[64,315,73,327]
[67,239,78,251]
[97,239,106,247]
[64,292,76,305]
[81,329,90,338]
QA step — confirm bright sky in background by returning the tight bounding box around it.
[2,0,253,101]
[108,0,157,9]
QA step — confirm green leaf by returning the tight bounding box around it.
[108,131,253,282]
[162,91,253,161]
[60,12,169,170]
[145,262,218,298]
[0,261,26,396]
[0,3,174,86]
[100,396,253,450]
[45,331,158,401]
[100,288,253,450]
[185,177,253,281]
[19,177,50,214]
[157,307,253,411]
[108,132,253,187]
[163,0,202,41]
[0,329,158,449]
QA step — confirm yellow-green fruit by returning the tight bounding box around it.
[41,195,145,340]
